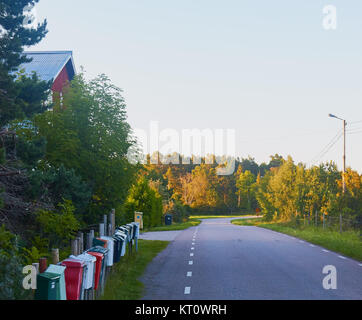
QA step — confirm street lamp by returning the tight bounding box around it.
[329,114,347,193]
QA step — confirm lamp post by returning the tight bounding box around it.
[328,114,347,193]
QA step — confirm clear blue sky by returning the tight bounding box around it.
[30,0,362,172]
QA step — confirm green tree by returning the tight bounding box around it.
[188,164,218,210]
[236,170,256,211]
[239,157,260,176]
[123,176,163,228]
[0,0,48,126]
[268,154,285,169]
[0,0,47,72]
[34,73,137,222]
[267,156,297,221]
[27,164,92,219]
[35,199,80,249]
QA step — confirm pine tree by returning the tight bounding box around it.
[0,0,48,126]
[0,0,47,72]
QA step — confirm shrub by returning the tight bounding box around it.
[0,225,32,300]
[16,135,46,167]
[28,165,92,219]
[123,177,163,228]
[0,224,16,255]
[165,200,190,223]
[0,147,5,164]
[36,199,80,249]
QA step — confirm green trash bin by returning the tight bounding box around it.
[34,272,61,300]
[165,214,172,226]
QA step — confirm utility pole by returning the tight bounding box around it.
[342,119,346,194]
[329,114,347,193]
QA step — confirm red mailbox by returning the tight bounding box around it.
[61,258,85,300]
[86,252,103,290]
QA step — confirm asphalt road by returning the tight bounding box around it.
[140,218,362,300]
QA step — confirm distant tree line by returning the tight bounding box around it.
[140,152,361,227]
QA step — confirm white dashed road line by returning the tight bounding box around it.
[185,232,197,297]
[338,256,347,260]
[310,244,315,247]
[322,249,330,253]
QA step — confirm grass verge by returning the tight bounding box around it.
[145,219,201,232]
[101,239,169,300]
[232,218,362,262]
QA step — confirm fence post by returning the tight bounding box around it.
[108,212,112,234]
[77,237,82,255]
[32,263,39,275]
[109,210,115,236]
[88,230,95,249]
[71,239,78,256]
[108,223,112,237]
[86,233,90,250]
[99,223,104,237]
[78,232,84,253]
[103,215,107,236]
[52,249,59,264]
[315,211,318,227]
[39,258,47,273]
[340,214,342,233]
[323,212,325,230]
[111,209,115,235]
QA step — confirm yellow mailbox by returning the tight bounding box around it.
[134,212,143,230]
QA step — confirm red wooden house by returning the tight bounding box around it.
[20,51,76,95]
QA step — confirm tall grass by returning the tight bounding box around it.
[101,240,169,300]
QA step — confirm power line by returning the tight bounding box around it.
[315,134,343,163]
[347,126,362,132]
[312,130,342,160]
[349,120,362,125]
[310,130,343,165]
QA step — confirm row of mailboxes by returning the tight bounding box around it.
[34,222,140,300]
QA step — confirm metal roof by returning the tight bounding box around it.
[18,51,76,82]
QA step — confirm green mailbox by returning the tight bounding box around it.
[46,264,67,300]
[93,238,106,248]
[34,272,61,300]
